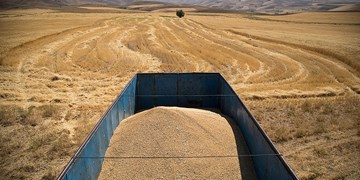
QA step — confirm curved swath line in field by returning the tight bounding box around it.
[218,27,354,91]
[155,19,209,72]
[127,18,195,72]
[227,29,360,75]
[254,35,360,91]
[308,50,360,84]
[95,28,124,73]
[116,18,167,72]
[69,33,101,71]
[155,18,209,72]
[180,19,281,78]
[123,20,173,71]
[154,19,173,48]
[94,20,121,65]
[65,36,100,72]
[166,20,232,73]
[61,35,99,72]
[181,19,304,85]
[106,28,140,74]
[184,18,358,92]
[146,20,175,58]
[167,19,264,81]
[2,18,143,107]
[72,19,125,73]
[244,49,331,90]
[175,20,261,79]
[238,41,316,86]
[82,33,112,72]
[144,19,164,49]
[244,16,360,26]
[297,51,360,92]
[157,18,204,72]
[183,23,277,84]
[252,37,355,84]
[247,55,303,85]
[0,17,114,67]
[115,21,163,74]
[34,18,117,73]
[265,58,288,81]
[183,19,298,79]
[177,18,257,64]
[258,50,306,85]
[8,18,119,104]
[302,55,344,84]
[186,19,215,31]
[47,18,135,80]
[92,18,135,73]
[69,18,140,73]
[163,25,201,72]
[114,19,148,71]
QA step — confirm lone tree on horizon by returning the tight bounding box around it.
[176,9,185,18]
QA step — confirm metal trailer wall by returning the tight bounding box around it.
[218,76,297,179]
[57,73,297,180]
[57,76,137,180]
[136,73,220,110]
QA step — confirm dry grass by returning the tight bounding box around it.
[0,7,359,179]
[260,12,360,25]
[0,104,101,179]
[245,95,360,179]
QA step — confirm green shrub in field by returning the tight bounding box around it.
[176,9,185,18]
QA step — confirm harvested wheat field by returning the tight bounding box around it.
[98,107,257,179]
[0,5,359,180]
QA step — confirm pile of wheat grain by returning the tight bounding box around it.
[98,106,257,179]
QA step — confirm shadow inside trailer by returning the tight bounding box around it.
[204,109,258,180]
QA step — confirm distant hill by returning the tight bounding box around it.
[153,0,360,13]
[1,0,360,13]
[0,0,61,8]
[0,0,134,8]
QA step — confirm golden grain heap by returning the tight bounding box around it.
[98,107,257,179]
